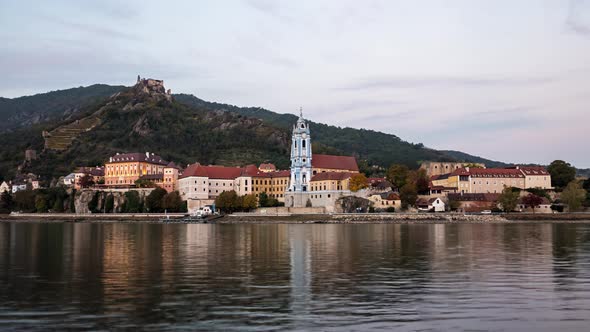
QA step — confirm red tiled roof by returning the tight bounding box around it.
[258,163,276,171]
[517,166,549,176]
[385,192,400,200]
[180,164,243,179]
[468,168,524,178]
[108,152,168,165]
[311,172,352,181]
[251,170,291,178]
[451,168,471,176]
[312,154,359,172]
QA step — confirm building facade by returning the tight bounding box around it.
[284,111,359,210]
[288,110,312,193]
[104,152,168,186]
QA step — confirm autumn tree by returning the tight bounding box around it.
[241,194,257,211]
[498,186,519,213]
[78,174,95,188]
[561,180,587,212]
[548,160,576,188]
[386,164,410,190]
[349,173,369,192]
[400,182,418,210]
[410,169,430,194]
[215,190,239,213]
[522,193,543,213]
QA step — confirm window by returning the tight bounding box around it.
[302,140,306,148]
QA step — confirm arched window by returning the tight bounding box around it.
[302,140,306,148]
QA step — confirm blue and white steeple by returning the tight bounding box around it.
[288,108,312,192]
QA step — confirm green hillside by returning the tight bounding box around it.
[175,94,453,168]
[0,84,124,132]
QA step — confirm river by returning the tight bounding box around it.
[1,222,589,331]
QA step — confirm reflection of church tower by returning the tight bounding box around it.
[288,108,312,193]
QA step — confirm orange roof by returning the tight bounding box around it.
[311,172,352,181]
[312,154,359,172]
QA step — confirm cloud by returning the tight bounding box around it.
[40,15,140,41]
[335,75,556,91]
[566,0,590,36]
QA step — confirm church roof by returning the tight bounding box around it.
[311,172,352,181]
[312,154,359,172]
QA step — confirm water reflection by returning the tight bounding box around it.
[0,222,589,331]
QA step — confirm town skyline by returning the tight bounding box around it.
[1,0,589,167]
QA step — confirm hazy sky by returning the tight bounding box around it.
[1,0,589,167]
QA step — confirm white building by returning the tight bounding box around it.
[0,181,10,193]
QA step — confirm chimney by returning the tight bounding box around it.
[146,152,150,159]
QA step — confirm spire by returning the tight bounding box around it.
[299,106,303,118]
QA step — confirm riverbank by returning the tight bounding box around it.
[3,212,590,224]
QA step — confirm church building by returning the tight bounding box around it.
[284,110,360,211]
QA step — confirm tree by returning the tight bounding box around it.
[258,192,269,207]
[162,191,184,212]
[105,194,114,213]
[146,187,167,212]
[88,191,100,213]
[522,193,543,213]
[35,194,48,213]
[498,186,520,213]
[14,190,36,212]
[349,173,369,192]
[0,191,13,214]
[78,174,95,188]
[306,198,312,207]
[411,169,430,194]
[215,190,239,213]
[561,180,587,212]
[386,164,410,190]
[399,182,418,210]
[135,179,155,188]
[124,191,142,213]
[448,199,460,212]
[241,194,257,211]
[52,196,64,212]
[548,160,576,188]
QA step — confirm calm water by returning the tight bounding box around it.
[1,222,590,331]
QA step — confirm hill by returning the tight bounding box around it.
[0,84,124,132]
[439,150,510,168]
[0,81,529,183]
[0,80,290,181]
[175,94,454,168]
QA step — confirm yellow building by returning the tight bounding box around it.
[251,170,291,202]
[104,152,168,186]
[310,172,352,192]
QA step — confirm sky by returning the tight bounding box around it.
[1,0,589,167]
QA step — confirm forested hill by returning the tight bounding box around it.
[0,84,124,132]
[0,83,511,181]
[175,94,453,168]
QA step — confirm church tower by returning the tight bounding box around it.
[288,108,312,192]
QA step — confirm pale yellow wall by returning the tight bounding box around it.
[524,175,552,189]
[105,161,165,186]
